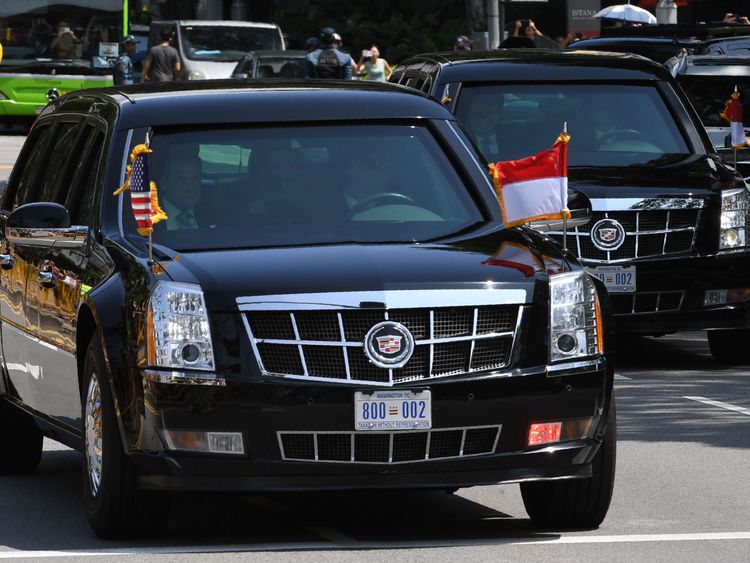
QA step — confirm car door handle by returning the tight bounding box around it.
[0,254,14,270]
[37,271,56,288]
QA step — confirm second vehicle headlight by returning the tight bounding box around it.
[720,187,750,250]
[147,281,215,371]
[549,271,603,362]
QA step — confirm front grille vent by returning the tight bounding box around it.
[278,425,501,464]
[242,305,519,386]
[548,209,701,263]
[610,291,685,315]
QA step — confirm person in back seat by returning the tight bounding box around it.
[459,94,503,162]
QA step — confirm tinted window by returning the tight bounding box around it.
[678,75,750,127]
[121,125,483,250]
[455,84,690,167]
[68,130,104,226]
[253,56,304,78]
[37,122,81,203]
[8,124,53,210]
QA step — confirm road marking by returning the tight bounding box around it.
[614,374,631,380]
[1,531,750,557]
[684,396,750,417]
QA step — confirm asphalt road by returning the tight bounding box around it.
[0,135,749,561]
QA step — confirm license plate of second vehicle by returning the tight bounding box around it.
[354,390,432,431]
[586,266,636,293]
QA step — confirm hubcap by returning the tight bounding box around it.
[84,371,103,498]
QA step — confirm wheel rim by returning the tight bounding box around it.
[84,371,103,498]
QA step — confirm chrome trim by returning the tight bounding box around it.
[278,424,502,465]
[254,331,514,347]
[237,288,529,310]
[143,369,226,386]
[546,357,605,377]
[589,198,705,211]
[6,225,89,249]
[117,129,134,241]
[446,120,497,194]
[0,253,15,269]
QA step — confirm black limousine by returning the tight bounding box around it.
[391,50,750,363]
[0,80,615,537]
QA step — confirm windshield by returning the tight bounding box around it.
[0,0,122,66]
[678,75,750,127]
[180,25,282,62]
[120,125,483,251]
[454,84,691,167]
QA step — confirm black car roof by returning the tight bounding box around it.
[47,79,453,129]
[570,37,702,48]
[675,55,750,76]
[399,49,671,82]
[600,23,750,40]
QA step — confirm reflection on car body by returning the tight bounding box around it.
[0,79,615,538]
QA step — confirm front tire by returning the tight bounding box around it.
[520,397,616,530]
[81,335,169,538]
[0,399,42,474]
[707,329,750,365]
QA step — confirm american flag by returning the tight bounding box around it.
[129,151,154,233]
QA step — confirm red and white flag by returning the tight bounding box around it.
[721,88,748,149]
[488,133,571,228]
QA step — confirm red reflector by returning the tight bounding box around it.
[528,422,562,446]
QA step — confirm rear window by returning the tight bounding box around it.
[120,125,483,251]
[454,83,691,167]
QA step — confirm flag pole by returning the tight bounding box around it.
[734,85,739,187]
[145,129,154,266]
[562,121,568,254]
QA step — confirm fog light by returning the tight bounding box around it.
[723,228,740,247]
[161,430,245,455]
[556,333,577,354]
[528,422,562,446]
[181,343,201,363]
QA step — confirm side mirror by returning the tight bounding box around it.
[6,202,88,248]
[528,188,592,232]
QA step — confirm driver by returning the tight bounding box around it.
[591,100,619,144]
[343,148,396,208]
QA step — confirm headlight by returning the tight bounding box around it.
[549,271,603,362]
[187,70,207,80]
[147,281,215,372]
[720,187,750,250]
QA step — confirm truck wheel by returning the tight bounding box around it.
[520,397,616,530]
[81,336,169,538]
[0,399,42,474]
[707,330,750,365]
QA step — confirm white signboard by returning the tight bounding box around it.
[98,42,119,58]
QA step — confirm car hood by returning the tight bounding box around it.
[157,229,569,311]
[569,154,728,200]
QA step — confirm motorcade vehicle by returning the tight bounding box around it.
[665,52,750,178]
[0,79,616,538]
[230,50,306,79]
[147,20,285,80]
[568,24,750,63]
[390,49,750,363]
[0,0,126,125]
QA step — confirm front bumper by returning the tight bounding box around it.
[587,252,750,334]
[131,359,611,492]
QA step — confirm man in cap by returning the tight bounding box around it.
[114,35,136,85]
[303,27,353,79]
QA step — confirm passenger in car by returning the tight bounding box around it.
[459,94,503,161]
[158,152,205,230]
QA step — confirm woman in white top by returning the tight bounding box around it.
[356,45,392,82]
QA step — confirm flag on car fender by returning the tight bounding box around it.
[488,132,571,228]
[720,88,748,149]
[113,144,168,236]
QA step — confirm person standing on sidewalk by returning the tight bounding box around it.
[113,35,136,85]
[356,45,392,82]
[143,29,180,82]
[303,27,353,80]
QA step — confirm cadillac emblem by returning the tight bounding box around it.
[364,321,414,368]
[591,218,626,251]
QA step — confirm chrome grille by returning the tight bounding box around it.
[278,425,501,464]
[610,291,685,316]
[549,209,701,263]
[238,292,523,387]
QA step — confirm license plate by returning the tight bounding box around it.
[354,390,431,431]
[586,266,636,293]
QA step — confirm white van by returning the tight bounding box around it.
[148,20,285,80]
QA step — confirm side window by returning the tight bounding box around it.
[36,121,82,203]
[6,124,54,211]
[67,130,105,226]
